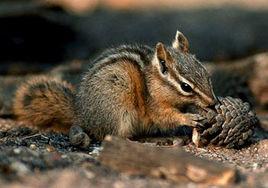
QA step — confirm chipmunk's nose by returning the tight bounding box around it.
[205,96,219,110]
[210,92,219,106]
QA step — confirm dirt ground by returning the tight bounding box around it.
[0,115,266,187]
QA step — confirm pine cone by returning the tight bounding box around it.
[192,97,258,148]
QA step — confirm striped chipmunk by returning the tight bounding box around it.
[13,30,218,147]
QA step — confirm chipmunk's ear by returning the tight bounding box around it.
[156,42,169,61]
[153,42,172,75]
[172,30,189,53]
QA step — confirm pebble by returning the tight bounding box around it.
[10,161,30,175]
[61,154,68,159]
[252,162,260,170]
[88,146,102,157]
[13,148,21,154]
[173,138,185,146]
[46,145,56,152]
[83,170,95,179]
[29,144,37,150]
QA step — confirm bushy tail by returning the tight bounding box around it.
[13,76,76,133]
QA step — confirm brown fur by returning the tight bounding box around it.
[13,76,75,133]
[144,65,198,130]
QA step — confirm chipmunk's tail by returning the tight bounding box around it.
[13,76,76,133]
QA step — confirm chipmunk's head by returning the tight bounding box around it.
[150,30,217,109]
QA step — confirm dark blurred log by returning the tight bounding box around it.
[99,136,237,186]
[0,75,31,117]
[71,8,268,61]
[0,1,43,17]
[49,60,88,85]
[258,115,268,132]
[208,53,268,108]
[1,3,268,63]
[0,63,52,75]
[0,8,76,63]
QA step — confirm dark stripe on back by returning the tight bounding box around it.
[116,45,153,65]
[92,45,153,67]
[87,45,153,78]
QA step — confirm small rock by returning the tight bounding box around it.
[252,163,260,170]
[10,161,30,175]
[46,145,56,152]
[83,170,95,179]
[173,138,185,146]
[13,148,21,154]
[29,144,37,150]
[88,147,101,157]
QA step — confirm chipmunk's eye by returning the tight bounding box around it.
[180,82,193,93]
[159,60,168,74]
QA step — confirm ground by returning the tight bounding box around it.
[0,116,267,187]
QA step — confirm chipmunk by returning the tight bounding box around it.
[13,31,217,147]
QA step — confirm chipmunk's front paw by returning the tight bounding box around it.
[69,125,91,148]
[182,113,205,128]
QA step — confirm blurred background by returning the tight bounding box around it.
[1,0,268,74]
